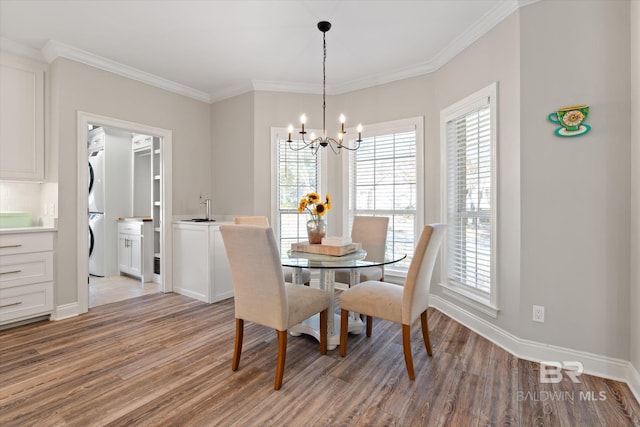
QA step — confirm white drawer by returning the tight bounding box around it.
[0,232,54,256]
[118,222,142,235]
[0,282,53,324]
[0,251,53,288]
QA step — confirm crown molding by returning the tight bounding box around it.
[247,0,525,98]
[251,80,324,95]
[426,0,520,72]
[208,81,256,103]
[3,0,538,104]
[42,40,212,103]
[0,37,46,63]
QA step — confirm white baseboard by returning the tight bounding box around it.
[429,294,640,402]
[52,302,81,321]
[630,363,640,403]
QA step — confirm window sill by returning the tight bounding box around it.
[439,282,499,318]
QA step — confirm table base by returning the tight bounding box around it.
[290,312,364,351]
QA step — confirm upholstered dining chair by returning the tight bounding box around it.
[234,216,311,286]
[338,223,446,380]
[335,216,389,286]
[220,224,331,390]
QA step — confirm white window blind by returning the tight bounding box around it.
[446,103,492,293]
[275,136,321,252]
[348,122,419,274]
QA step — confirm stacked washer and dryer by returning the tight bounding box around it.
[88,127,132,277]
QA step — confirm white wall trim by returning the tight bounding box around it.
[77,112,173,316]
[630,363,640,404]
[430,294,640,402]
[0,37,46,63]
[52,302,80,321]
[43,40,211,103]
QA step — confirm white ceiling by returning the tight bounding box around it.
[0,0,535,103]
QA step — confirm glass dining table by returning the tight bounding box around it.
[281,249,406,350]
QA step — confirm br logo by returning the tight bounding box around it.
[539,361,584,383]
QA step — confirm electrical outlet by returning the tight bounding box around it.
[533,305,545,323]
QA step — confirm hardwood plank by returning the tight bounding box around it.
[478,345,520,425]
[0,292,638,426]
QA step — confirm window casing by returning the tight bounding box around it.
[440,82,498,315]
[343,117,424,277]
[271,128,325,252]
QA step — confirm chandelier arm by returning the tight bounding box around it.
[288,139,314,151]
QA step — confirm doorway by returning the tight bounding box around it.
[77,112,173,313]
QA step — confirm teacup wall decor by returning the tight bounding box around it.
[548,104,591,137]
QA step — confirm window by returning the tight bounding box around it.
[440,82,497,314]
[344,118,424,276]
[271,128,324,252]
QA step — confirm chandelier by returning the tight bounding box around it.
[287,21,362,154]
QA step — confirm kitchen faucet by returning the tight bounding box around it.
[200,196,212,221]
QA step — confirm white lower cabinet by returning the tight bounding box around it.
[118,221,153,282]
[0,231,55,325]
[172,222,233,303]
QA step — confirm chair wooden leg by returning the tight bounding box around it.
[366,315,373,337]
[420,310,433,356]
[402,324,416,380]
[232,318,243,371]
[319,309,328,355]
[339,309,349,357]
[275,330,287,390]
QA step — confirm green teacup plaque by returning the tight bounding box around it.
[548,105,591,137]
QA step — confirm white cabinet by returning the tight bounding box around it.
[118,221,153,282]
[0,231,55,325]
[0,52,46,181]
[173,222,233,303]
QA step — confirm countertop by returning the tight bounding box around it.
[117,217,153,222]
[173,219,231,226]
[0,226,57,234]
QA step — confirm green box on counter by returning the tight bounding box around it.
[0,211,32,228]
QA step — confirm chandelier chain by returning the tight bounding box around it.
[322,30,327,138]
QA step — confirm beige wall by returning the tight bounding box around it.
[630,0,640,374]
[520,0,631,358]
[211,91,254,216]
[50,58,212,305]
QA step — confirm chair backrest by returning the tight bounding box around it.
[351,216,389,262]
[219,224,288,330]
[401,224,446,325]
[234,216,270,226]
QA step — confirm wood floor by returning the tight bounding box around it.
[1,292,638,426]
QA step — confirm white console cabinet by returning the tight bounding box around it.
[172,222,233,303]
[118,220,153,282]
[0,231,55,325]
